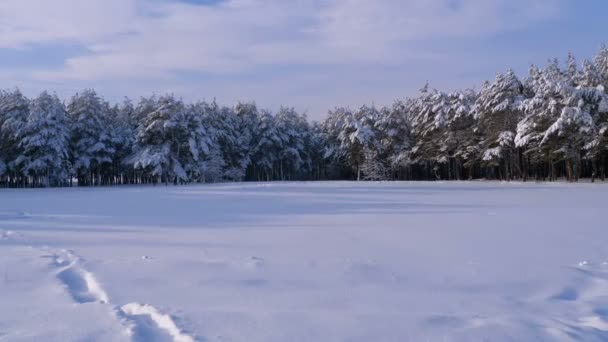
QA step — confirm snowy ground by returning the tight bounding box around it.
[1,182,608,342]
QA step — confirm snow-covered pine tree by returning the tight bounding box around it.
[475,69,524,180]
[595,44,608,89]
[131,94,209,185]
[107,98,136,184]
[577,59,608,181]
[540,86,596,181]
[251,109,280,181]
[566,52,580,86]
[374,100,412,179]
[16,92,70,187]
[194,101,226,183]
[321,107,348,178]
[409,84,450,179]
[517,61,568,180]
[200,144,225,183]
[516,65,545,179]
[67,89,115,186]
[275,107,307,181]
[0,89,29,185]
[361,146,387,181]
[336,106,377,181]
[198,100,237,181]
[232,102,259,181]
[180,104,213,183]
[446,89,479,180]
[293,110,314,180]
[131,94,179,184]
[577,59,603,89]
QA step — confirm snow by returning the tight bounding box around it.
[1,181,608,341]
[121,303,195,342]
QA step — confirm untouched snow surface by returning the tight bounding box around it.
[1,181,608,341]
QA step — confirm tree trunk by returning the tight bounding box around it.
[601,153,606,182]
[566,159,573,182]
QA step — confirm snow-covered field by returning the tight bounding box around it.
[1,182,608,342]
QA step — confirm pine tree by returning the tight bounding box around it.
[275,107,307,180]
[446,89,478,180]
[67,89,115,186]
[107,98,136,184]
[375,101,412,178]
[541,87,595,181]
[131,94,205,184]
[0,89,29,185]
[179,104,213,183]
[566,52,580,86]
[232,102,259,181]
[595,44,608,89]
[251,110,280,181]
[578,60,608,181]
[361,146,387,181]
[16,92,70,187]
[517,61,567,180]
[409,84,450,179]
[475,69,524,180]
[336,106,377,181]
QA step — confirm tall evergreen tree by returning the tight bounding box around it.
[131,94,210,184]
[16,92,70,187]
[475,69,524,180]
[375,101,412,178]
[0,89,29,184]
[67,89,115,186]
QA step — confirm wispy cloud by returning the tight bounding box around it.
[0,0,569,117]
[0,0,562,80]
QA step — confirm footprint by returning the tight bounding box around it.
[51,253,109,304]
[57,267,109,304]
[120,303,196,342]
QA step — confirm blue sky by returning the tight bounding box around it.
[0,0,607,120]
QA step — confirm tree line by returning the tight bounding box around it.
[1,46,608,187]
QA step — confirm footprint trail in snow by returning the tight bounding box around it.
[46,248,198,341]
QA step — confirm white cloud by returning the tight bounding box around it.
[0,0,136,48]
[0,0,563,80]
[0,0,567,118]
